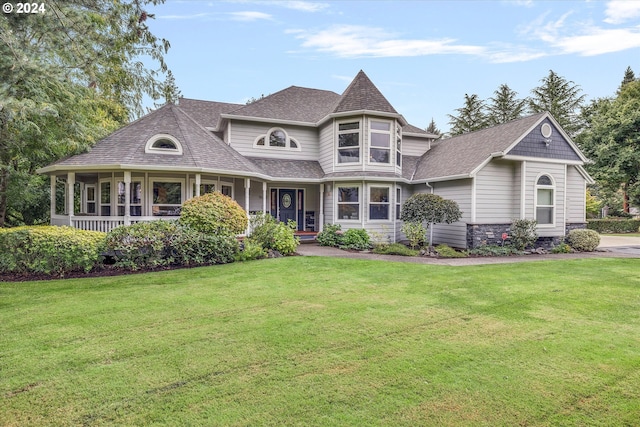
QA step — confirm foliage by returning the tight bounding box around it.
[425,118,441,136]
[0,226,105,275]
[566,229,600,252]
[372,243,419,256]
[578,80,640,210]
[0,0,175,227]
[104,220,238,270]
[528,70,586,136]
[340,228,371,251]
[585,188,602,218]
[434,244,468,258]
[180,192,248,236]
[510,219,538,251]
[317,223,343,247]
[469,244,523,257]
[401,221,426,249]
[587,219,640,234]
[447,93,489,136]
[235,240,268,262]
[400,193,462,246]
[551,243,572,254]
[248,212,299,255]
[487,83,527,125]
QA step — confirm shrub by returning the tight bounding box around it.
[104,221,238,269]
[401,193,462,246]
[469,245,522,257]
[372,243,419,257]
[317,224,343,247]
[566,229,600,252]
[248,212,299,255]
[180,192,247,236]
[587,219,640,234]
[235,240,268,262]
[401,221,426,249]
[434,244,468,258]
[510,219,538,250]
[0,226,105,276]
[340,228,370,251]
[551,242,572,254]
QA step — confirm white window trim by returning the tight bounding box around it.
[368,184,392,222]
[396,122,402,168]
[150,178,185,217]
[395,186,402,220]
[99,178,112,216]
[252,127,301,151]
[336,119,362,166]
[145,134,183,155]
[84,184,96,215]
[335,184,362,222]
[534,173,556,227]
[368,119,392,165]
[116,180,143,216]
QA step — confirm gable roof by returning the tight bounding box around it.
[178,98,242,129]
[332,70,398,115]
[412,112,550,182]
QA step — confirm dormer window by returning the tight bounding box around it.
[253,128,300,151]
[145,134,183,155]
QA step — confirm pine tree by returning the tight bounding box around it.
[487,84,527,125]
[618,66,636,93]
[529,70,585,136]
[425,118,441,136]
[447,94,489,136]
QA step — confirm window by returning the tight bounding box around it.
[369,120,391,164]
[85,185,96,214]
[369,187,390,220]
[152,181,183,216]
[396,124,402,167]
[337,186,359,220]
[117,181,142,216]
[535,174,555,225]
[396,187,401,220]
[337,121,360,163]
[100,180,111,216]
[145,134,183,155]
[254,128,300,150]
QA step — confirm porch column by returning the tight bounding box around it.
[319,184,325,232]
[195,173,201,197]
[262,182,267,214]
[244,178,251,234]
[67,172,75,226]
[124,171,131,225]
[50,175,56,223]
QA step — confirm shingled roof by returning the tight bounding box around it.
[333,70,398,115]
[178,98,242,129]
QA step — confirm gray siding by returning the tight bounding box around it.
[508,118,582,161]
[475,159,518,223]
[318,121,334,174]
[228,120,319,161]
[524,161,566,237]
[566,166,586,222]
[403,135,431,157]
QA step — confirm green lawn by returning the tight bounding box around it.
[2,257,640,426]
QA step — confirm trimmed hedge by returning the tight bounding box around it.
[180,192,248,236]
[587,219,640,234]
[0,226,105,276]
[566,229,600,252]
[103,221,238,270]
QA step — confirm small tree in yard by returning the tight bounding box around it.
[400,193,462,246]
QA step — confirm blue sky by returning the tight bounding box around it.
[146,0,640,133]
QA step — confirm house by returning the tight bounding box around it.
[38,71,593,248]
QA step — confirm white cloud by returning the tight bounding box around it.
[229,11,273,21]
[551,26,640,55]
[288,25,485,58]
[228,0,328,12]
[604,0,640,24]
[159,12,215,20]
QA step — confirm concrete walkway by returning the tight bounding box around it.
[296,235,640,266]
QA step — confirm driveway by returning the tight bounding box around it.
[598,235,640,256]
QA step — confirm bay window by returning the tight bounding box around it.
[369,186,390,220]
[337,121,360,163]
[337,186,360,220]
[369,120,391,164]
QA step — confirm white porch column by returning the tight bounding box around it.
[67,172,75,226]
[50,175,56,223]
[244,178,251,234]
[195,173,201,197]
[124,171,131,225]
[319,184,325,232]
[262,182,267,214]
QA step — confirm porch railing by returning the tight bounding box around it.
[53,215,180,233]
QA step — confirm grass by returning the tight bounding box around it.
[2,257,640,426]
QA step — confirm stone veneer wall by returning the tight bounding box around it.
[466,222,588,249]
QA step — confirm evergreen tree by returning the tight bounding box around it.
[529,70,585,136]
[0,0,174,226]
[487,84,527,125]
[618,66,636,93]
[447,94,489,136]
[425,118,441,136]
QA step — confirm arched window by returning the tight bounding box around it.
[145,134,183,155]
[535,174,555,225]
[253,128,301,151]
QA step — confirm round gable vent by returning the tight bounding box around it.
[541,123,553,138]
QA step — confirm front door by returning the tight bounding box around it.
[279,189,296,224]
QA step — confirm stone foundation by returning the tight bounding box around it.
[466,222,588,250]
